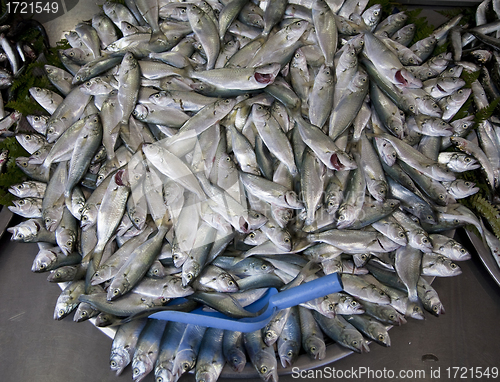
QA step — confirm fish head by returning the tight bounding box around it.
[8,221,37,241]
[336,205,358,229]
[254,351,278,382]
[54,300,73,320]
[182,263,200,286]
[32,249,58,272]
[275,230,293,252]
[318,296,337,318]
[167,277,194,297]
[16,133,44,153]
[449,242,471,261]
[374,137,397,166]
[271,206,293,228]
[172,247,189,268]
[132,357,153,382]
[173,349,196,375]
[394,68,422,89]
[246,210,268,231]
[406,301,425,320]
[148,91,169,106]
[107,277,128,301]
[148,262,166,278]
[47,266,78,283]
[217,273,239,293]
[56,228,76,256]
[155,367,173,382]
[227,348,246,372]
[80,205,98,231]
[109,348,130,376]
[373,330,391,346]
[90,266,112,285]
[254,63,281,85]
[338,294,364,315]
[26,115,49,134]
[196,367,219,382]
[73,303,95,322]
[369,180,389,203]
[133,104,149,120]
[416,95,442,117]
[283,190,303,209]
[342,330,369,353]
[263,328,279,346]
[94,312,115,327]
[46,118,67,143]
[278,340,300,368]
[305,336,326,360]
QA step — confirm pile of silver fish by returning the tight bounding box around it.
[0,11,51,169]
[6,0,500,381]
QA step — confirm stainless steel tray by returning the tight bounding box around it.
[465,229,500,288]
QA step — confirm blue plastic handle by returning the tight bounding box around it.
[269,272,344,311]
[149,272,343,332]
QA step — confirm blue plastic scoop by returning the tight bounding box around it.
[149,272,343,332]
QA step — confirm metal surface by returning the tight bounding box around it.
[466,228,500,288]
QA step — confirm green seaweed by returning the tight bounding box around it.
[474,96,500,124]
[468,194,500,239]
[0,137,29,207]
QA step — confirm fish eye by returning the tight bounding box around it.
[112,288,120,296]
[351,301,359,306]
[260,366,268,374]
[228,280,234,286]
[422,238,429,244]
[450,263,457,268]
[389,314,395,320]
[284,237,290,243]
[47,127,55,134]
[249,233,255,238]
[460,248,466,254]
[328,303,335,311]
[454,219,460,224]
[378,334,385,341]
[465,157,471,163]
[186,273,193,280]
[287,350,293,357]
[110,360,117,367]
[352,340,358,346]
[266,332,273,338]
[59,309,65,316]
[399,232,405,238]
[261,264,268,270]
[427,215,434,221]
[311,346,316,351]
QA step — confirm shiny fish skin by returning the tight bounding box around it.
[9,1,495,380]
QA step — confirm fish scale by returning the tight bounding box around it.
[6,1,500,382]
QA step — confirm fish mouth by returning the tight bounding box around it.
[239,217,250,233]
[330,154,343,170]
[395,69,408,86]
[254,72,275,84]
